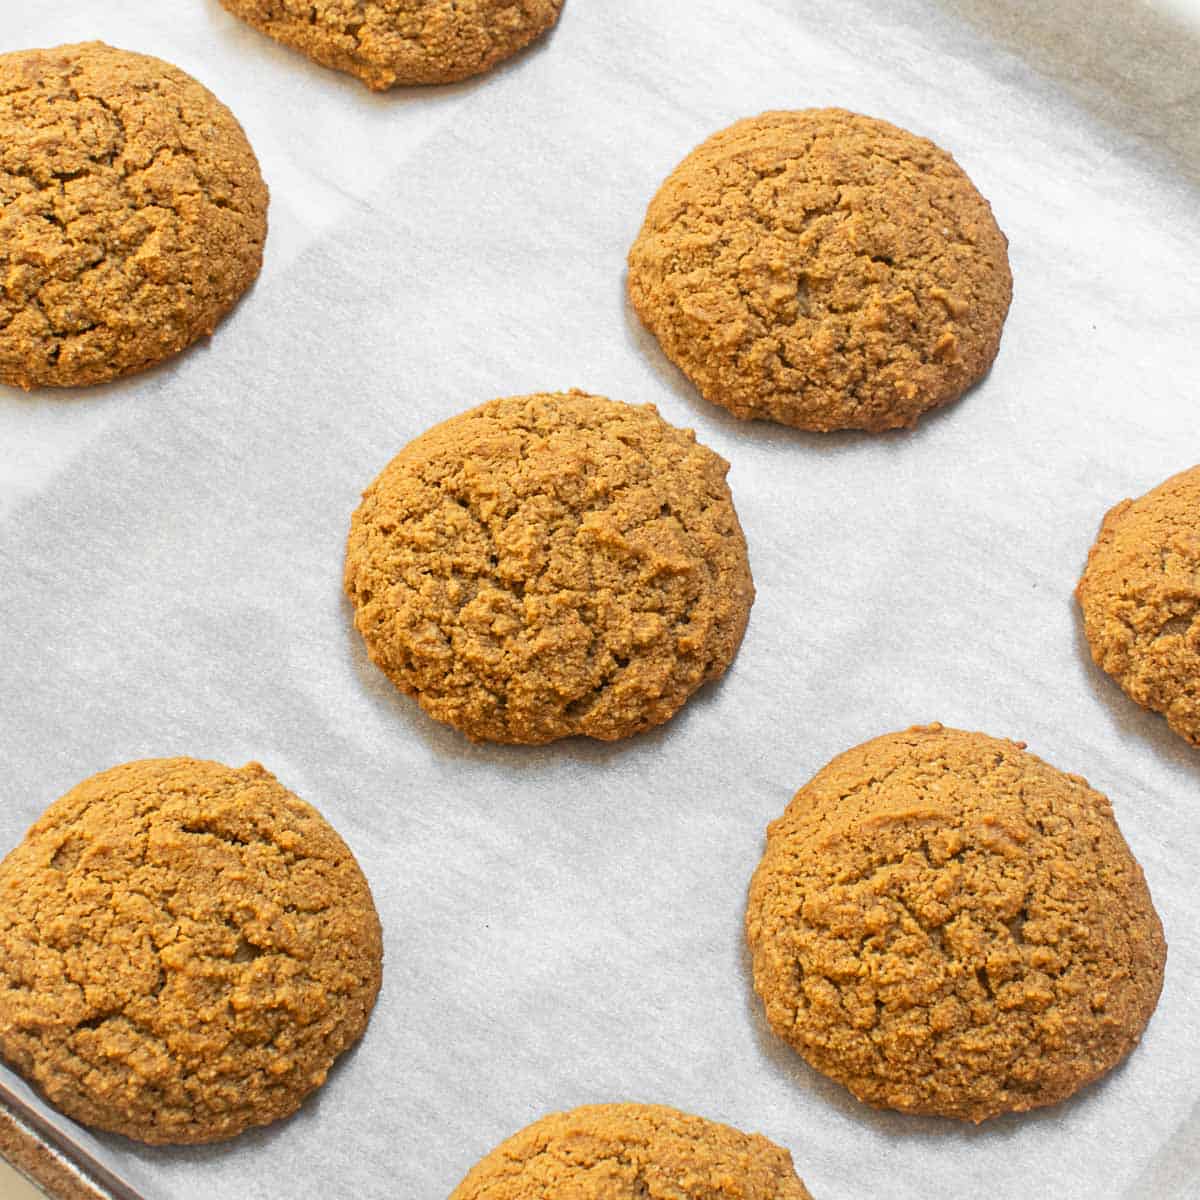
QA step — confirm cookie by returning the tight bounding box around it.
[219,0,564,90]
[0,42,268,390]
[1076,466,1200,746]
[627,109,1012,432]
[344,391,755,744]
[0,758,383,1144]
[449,1103,814,1199]
[746,724,1165,1122]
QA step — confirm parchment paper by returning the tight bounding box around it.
[2,2,1199,1198]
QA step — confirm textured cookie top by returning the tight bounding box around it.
[628,109,1012,432]
[0,759,382,1145]
[220,0,564,90]
[344,391,755,745]
[449,1103,814,1199]
[746,725,1165,1122]
[0,42,268,390]
[1076,465,1200,747]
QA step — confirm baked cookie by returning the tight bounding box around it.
[746,724,1165,1122]
[0,759,383,1144]
[0,42,268,390]
[219,0,564,90]
[449,1103,814,1199]
[1077,466,1200,746]
[344,390,755,744]
[627,109,1012,432]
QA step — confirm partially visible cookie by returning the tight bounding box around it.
[628,109,1012,432]
[0,42,268,389]
[1077,466,1200,746]
[746,725,1165,1121]
[0,758,383,1145]
[344,390,755,744]
[449,1103,814,1199]
[219,0,564,90]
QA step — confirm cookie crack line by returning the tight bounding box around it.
[628,108,1012,432]
[0,758,383,1145]
[218,0,565,90]
[0,41,269,390]
[345,391,753,743]
[447,1104,814,1199]
[747,725,1166,1121]
[1077,465,1200,746]
[416,465,720,630]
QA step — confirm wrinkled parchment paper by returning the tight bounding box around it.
[2,2,1199,1197]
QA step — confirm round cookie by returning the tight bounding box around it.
[745,724,1165,1122]
[344,390,755,744]
[0,42,268,390]
[219,0,564,90]
[1076,465,1200,747]
[0,758,382,1144]
[449,1103,814,1199]
[627,109,1012,432]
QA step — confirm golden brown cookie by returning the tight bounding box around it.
[219,0,564,90]
[1076,466,1200,747]
[0,758,383,1145]
[449,1103,815,1199]
[627,109,1012,432]
[0,42,268,390]
[746,724,1165,1122]
[344,390,755,745]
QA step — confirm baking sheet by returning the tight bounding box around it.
[2,1,1200,1197]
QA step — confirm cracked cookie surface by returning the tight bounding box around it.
[449,1103,814,1199]
[0,42,268,390]
[627,109,1012,432]
[343,390,755,745]
[1077,465,1200,747]
[219,0,563,90]
[0,758,383,1144]
[746,724,1165,1121]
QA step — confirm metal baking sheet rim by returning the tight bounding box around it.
[0,1087,135,1200]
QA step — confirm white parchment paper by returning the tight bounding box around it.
[2,2,1199,1198]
